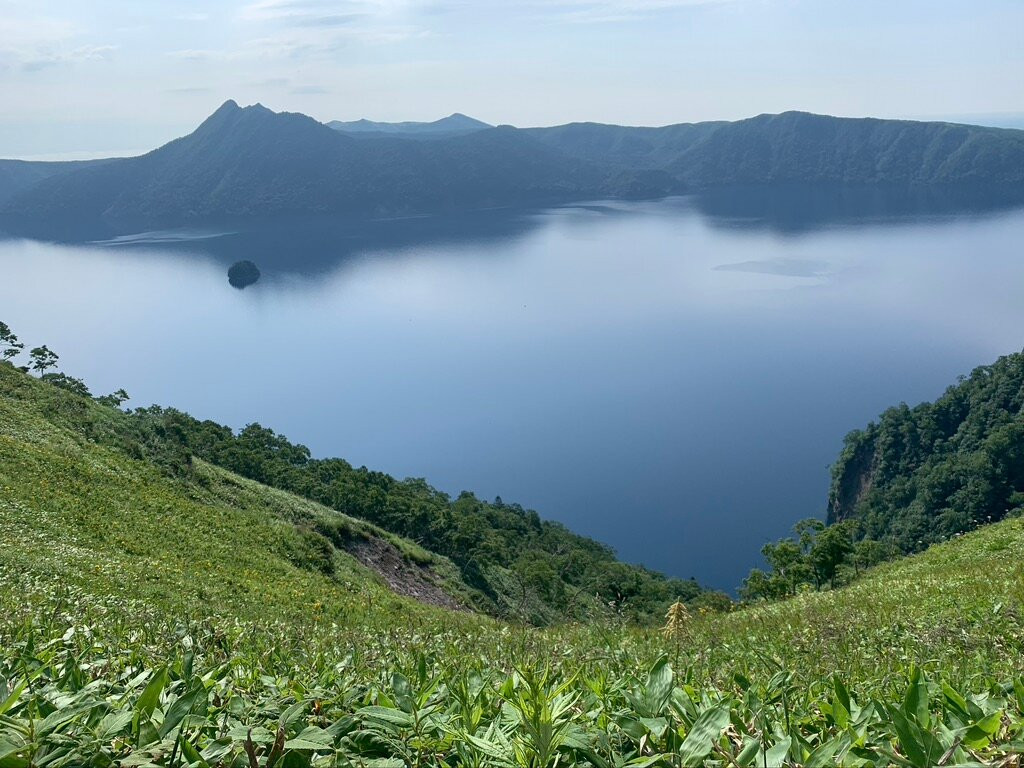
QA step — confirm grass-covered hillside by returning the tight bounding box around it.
[2,360,1023,765]
[0,354,703,627]
[0,360,480,628]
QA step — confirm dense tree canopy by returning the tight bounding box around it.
[829,351,1024,552]
[117,410,706,624]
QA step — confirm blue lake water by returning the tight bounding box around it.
[4,195,1024,590]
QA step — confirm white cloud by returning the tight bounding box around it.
[541,0,739,23]
[19,44,116,71]
[239,0,381,25]
[0,9,115,73]
[166,49,231,61]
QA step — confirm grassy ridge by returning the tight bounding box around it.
[0,363,475,629]
[0,356,707,627]
[1,364,1023,765]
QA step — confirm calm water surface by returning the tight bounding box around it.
[4,196,1024,590]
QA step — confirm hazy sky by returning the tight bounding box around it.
[1,0,1022,158]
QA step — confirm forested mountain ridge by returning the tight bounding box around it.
[828,350,1024,551]
[671,112,1024,187]
[0,101,636,237]
[2,102,1023,239]
[0,157,112,206]
[527,111,1024,187]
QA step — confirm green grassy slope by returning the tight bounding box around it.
[0,363,476,630]
[0,359,705,627]
[1,363,1023,765]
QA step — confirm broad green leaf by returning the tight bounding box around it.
[736,736,761,766]
[159,686,208,738]
[765,736,792,766]
[357,705,415,729]
[0,682,25,718]
[942,683,970,719]
[962,710,1002,750]
[97,710,134,739]
[199,737,234,763]
[639,716,669,739]
[0,739,26,768]
[677,702,731,766]
[624,757,669,767]
[644,657,673,716]
[902,667,929,729]
[805,734,845,767]
[37,702,103,737]
[180,737,204,766]
[284,726,335,750]
[886,705,941,768]
[133,668,168,735]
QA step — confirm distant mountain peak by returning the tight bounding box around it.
[3,107,1023,240]
[328,113,492,137]
[211,99,241,116]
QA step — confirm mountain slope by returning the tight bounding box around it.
[0,157,112,206]
[0,101,627,237]
[0,359,705,625]
[829,349,1024,552]
[1,356,1022,764]
[528,111,1024,188]
[668,111,1024,187]
[3,104,1023,239]
[0,362,478,627]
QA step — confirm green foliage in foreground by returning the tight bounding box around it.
[1,506,1023,767]
[2,358,1024,764]
[829,350,1024,552]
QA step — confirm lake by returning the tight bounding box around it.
[4,193,1024,591]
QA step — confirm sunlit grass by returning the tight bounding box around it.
[1,364,1023,765]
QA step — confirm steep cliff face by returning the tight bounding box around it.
[826,427,879,524]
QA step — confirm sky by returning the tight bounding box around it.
[1,0,1022,158]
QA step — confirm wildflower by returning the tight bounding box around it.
[663,600,691,641]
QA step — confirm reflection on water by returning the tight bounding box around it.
[713,258,831,278]
[2,193,1024,590]
[692,184,1024,234]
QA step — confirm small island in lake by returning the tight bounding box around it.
[227,260,261,288]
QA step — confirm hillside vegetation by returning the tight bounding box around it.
[0,101,625,238]
[740,350,1024,602]
[0,339,704,627]
[1,350,1024,764]
[529,111,1024,188]
[829,350,1024,552]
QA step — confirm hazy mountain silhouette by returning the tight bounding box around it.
[526,111,1024,188]
[2,102,1022,239]
[0,101,636,237]
[328,113,491,138]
